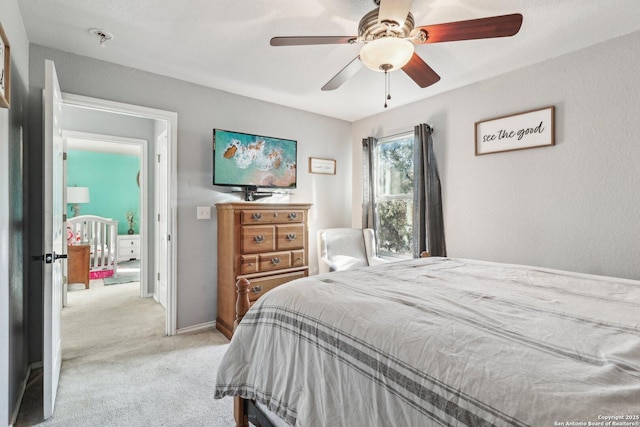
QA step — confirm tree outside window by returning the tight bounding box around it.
[373,132,414,257]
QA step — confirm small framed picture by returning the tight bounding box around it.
[309,157,336,175]
[0,22,10,109]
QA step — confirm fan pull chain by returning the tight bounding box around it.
[384,69,392,108]
[380,63,393,108]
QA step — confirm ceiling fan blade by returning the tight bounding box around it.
[270,36,357,46]
[402,53,440,88]
[415,13,523,43]
[378,0,413,27]
[321,56,364,91]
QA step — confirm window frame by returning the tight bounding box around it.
[371,131,414,258]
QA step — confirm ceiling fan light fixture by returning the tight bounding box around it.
[360,37,414,72]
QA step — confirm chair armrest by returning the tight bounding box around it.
[367,256,389,266]
[318,255,336,274]
[363,229,389,267]
[322,255,369,272]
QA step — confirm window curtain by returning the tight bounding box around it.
[412,124,446,258]
[362,137,377,229]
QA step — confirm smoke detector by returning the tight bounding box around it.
[89,28,113,47]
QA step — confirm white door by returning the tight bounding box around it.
[154,130,168,308]
[62,140,68,307]
[43,59,65,419]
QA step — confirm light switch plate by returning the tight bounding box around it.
[196,206,211,220]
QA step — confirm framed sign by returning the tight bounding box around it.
[475,106,555,155]
[0,22,10,109]
[309,157,336,175]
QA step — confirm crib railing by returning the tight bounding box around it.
[67,215,119,277]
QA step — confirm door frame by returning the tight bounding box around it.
[61,93,178,335]
[64,131,149,298]
[0,89,10,427]
[154,129,169,308]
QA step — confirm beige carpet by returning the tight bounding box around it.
[16,279,236,426]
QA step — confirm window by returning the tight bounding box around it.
[373,132,414,257]
[364,124,444,259]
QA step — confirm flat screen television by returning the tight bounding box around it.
[213,129,297,190]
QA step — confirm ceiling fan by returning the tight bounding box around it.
[271,0,523,104]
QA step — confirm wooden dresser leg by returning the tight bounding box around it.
[234,396,249,427]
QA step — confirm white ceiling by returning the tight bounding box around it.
[18,0,640,122]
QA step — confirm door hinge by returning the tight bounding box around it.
[157,154,161,163]
[157,214,160,222]
[167,234,171,242]
[63,152,67,160]
[157,272,160,281]
[63,214,67,222]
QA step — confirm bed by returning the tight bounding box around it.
[67,215,119,279]
[214,257,640,427]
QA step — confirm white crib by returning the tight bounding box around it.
[67,215,119,279]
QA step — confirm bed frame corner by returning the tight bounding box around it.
[235,277,251,329]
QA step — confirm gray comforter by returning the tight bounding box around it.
[215,257,640,426]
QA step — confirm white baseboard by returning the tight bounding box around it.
[176,321,216,335]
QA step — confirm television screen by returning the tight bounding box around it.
[213,129,297,189]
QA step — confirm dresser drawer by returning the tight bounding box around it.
[291,249,305,267]
[241,225,275,253]
[239,255,258,274]
[118,236,140,249]
[243,270,307,302]
[259,251,291,272]
[276,224,305,250]
[241,209,304,224]
[120,246,140,260]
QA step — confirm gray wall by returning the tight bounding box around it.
[28,45,353,342]
[352,30,640,281]
[0,0,30,423]
[62,104,157,139]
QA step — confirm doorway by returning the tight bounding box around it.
[64,131,147,298]
[61,93,177,335]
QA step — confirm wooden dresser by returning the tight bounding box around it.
[216,202,312,339]
[68,244,90,289]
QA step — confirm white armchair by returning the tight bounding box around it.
[317,228,388,274]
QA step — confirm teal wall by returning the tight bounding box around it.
[67,150,140,235]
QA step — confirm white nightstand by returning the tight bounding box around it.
[118,234,140,262]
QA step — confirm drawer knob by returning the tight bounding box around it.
[254,235,265,243]
[251,213,263,220]
[286,233,296,241]
[251,285,263,294]
[247,262,253,267]
[288,212,297,220]
[271,257,281,265]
